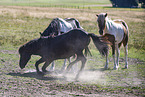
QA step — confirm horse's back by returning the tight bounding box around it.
[55,29,89,43]
[105,19,126,43]
[113,19,129,35]
[65,18,83,29]
[57,18,73,32]
[47,29,90,59]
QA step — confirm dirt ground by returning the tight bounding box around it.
[0,49,145,97]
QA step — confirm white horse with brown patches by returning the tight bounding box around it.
[96,13,129,70]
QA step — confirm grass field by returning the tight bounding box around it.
[0,0,111,8]
[0,2,145,97]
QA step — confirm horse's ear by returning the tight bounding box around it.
[96,14,98,17]
[105,13,107,17]
[39,32,43,38]
[39,32,42,36]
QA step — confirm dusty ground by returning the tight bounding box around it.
[0,48,145,97]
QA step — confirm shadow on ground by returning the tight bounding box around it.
[7,71,65,81]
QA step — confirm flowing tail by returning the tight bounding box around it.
[121,20,129,39]
[74,19,83,29]
[88,33,109,56]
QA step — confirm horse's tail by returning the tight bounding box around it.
[121,20,129,36]
[73,19,83,29]
[88,33,109,56]
[74,19,81,28]
[118,20,129,45]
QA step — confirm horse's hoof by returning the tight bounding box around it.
[104,67,108,70]
[42,69,49,73]
[37,71,44,75]
[104,66,108,70]
[113,67,118,70]
[44,71,53,74]
[124,65,128,69]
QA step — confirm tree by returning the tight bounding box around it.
[110,0,139,8]
[139,0,145,8]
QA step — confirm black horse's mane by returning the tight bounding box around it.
[19,39,38,54]
[19,36,56,54]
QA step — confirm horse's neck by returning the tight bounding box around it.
[104,17,117,36]
[105,17,113,31]
[105,17,113,25]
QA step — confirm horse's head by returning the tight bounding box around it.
[96,13,107,35]
[41,18,60,37]
[18,46,31,69]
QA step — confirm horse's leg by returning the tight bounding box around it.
[63,56,80,77]
[71,62,78,73]
[35,58,45,74]
[104,53,109,69]
[70,55,78,73]
[49,61,55,71]
[69,56,78,73]
[116,43,120,68]
[124,44,128,68]
[123,34,128,69]
[112,43,117,70]
[68,58,71,64]
[75,54,86,80]
[65,58,79,73]
[61,59,67,72]
[42,60,52,73]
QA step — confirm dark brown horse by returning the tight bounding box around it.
[40,18,84,72]
[19,29,108,80]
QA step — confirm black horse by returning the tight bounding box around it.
[19,29,108,80]
[40,18,84,72]
[40,18,82,37]
[40,18,60,37]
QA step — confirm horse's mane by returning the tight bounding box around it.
[19,39,39,54]
[19,37,51,55]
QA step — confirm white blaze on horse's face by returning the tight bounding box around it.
[96,13,107,35]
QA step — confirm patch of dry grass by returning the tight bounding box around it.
[0,5,144,54]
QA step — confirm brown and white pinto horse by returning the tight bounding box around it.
[96,13,129,70]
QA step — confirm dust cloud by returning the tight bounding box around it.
[65,70,106,84]
[21,68,106,84]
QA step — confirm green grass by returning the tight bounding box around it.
[0,5,144,61]
[0,0,111,9]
